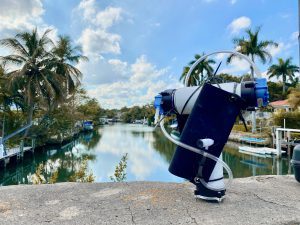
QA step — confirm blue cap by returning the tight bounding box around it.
[154,94,163,114]
[255,78,269,107]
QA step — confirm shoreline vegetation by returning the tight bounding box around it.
[0,26,299,183]
[0,28,156,150]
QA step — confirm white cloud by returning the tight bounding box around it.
[230,0,237,4]
[86,55,178,109]
[0,0,44,32]
[78,28,121,56]
[214,53,227,61]
[78,0,96,21]
[78,56,128,84]
[266,42,283,58]
[220,57,250,75]
[130,55,167,83]
[76,0,124,57]
[75,1,180,109]
[228,16,251,34]
[0,0,59,42]
[77,0,122,29]
[94,7,122,29]
[0,0,59,72]
[108,59,128,75]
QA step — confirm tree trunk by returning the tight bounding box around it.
[24,101,34,137]
[250,54,256,133]
[282,74,286,95]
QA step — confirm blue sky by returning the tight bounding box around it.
[0,0,298,108]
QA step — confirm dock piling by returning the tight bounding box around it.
[276,129,282,158]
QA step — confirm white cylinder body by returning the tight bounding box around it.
[206,153,225,190]
[173,83,242,114]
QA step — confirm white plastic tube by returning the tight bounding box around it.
[160,117,233,191]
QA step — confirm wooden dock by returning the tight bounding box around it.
[0,145,34,166]
[1,146,33,159]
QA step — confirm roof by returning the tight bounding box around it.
[269,100,290,108]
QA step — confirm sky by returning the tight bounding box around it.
[0,0,298,109]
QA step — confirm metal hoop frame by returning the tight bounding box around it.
[184,50,262,87]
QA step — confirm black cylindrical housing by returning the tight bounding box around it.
[292,145,300,183]
[169,84,244,183]
[160,89,176,115]
[240,81,256,110]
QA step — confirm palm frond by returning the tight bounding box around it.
[0,38,29,57]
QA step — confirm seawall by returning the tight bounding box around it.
[0,175,299,225]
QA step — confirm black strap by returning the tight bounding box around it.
[196,155,207,180]
[180,86,201,115]
[239,111,248,132]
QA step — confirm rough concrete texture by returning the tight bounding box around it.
[0,176,299,225]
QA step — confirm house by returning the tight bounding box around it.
[269,100,292,113]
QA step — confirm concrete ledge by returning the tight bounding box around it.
[0,176,299,225]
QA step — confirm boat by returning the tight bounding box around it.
[239,136,268,144]
[238,146,285,156]
[83,121,94,131]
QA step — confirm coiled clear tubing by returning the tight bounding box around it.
[160,51,262,191]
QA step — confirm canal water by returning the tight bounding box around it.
[0,124,293,185]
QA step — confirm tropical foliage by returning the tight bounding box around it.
[180,53,216,86]
[228,27,278,133]
[0,28,94,142]
[0,29,88,126]
[228,27,278,77]
[273,111,300,130]
[120,104,155,124]
[267,57,299,95]
[52,35,88,97]
[288,88,300,110]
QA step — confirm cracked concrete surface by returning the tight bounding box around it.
[0,175,299,225]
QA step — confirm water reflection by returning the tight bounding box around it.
[78,129,102,150]
[86,124,177,182]
[152,128,176,163]
[0,133,98,185]
[0,124,294,186]
[223,143,291,177]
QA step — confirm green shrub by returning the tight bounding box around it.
[291,132,300,139]
[232,124,252,132]
[273,111,300,129]
[110,153,128,182]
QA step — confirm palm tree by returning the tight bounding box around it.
[228,27,278,133]
[0,28,65,125]
[180,53,216,86]
[267,58,299,95]
[228,27,278,77]
[0,65,24,112]
[52,35,88,96]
